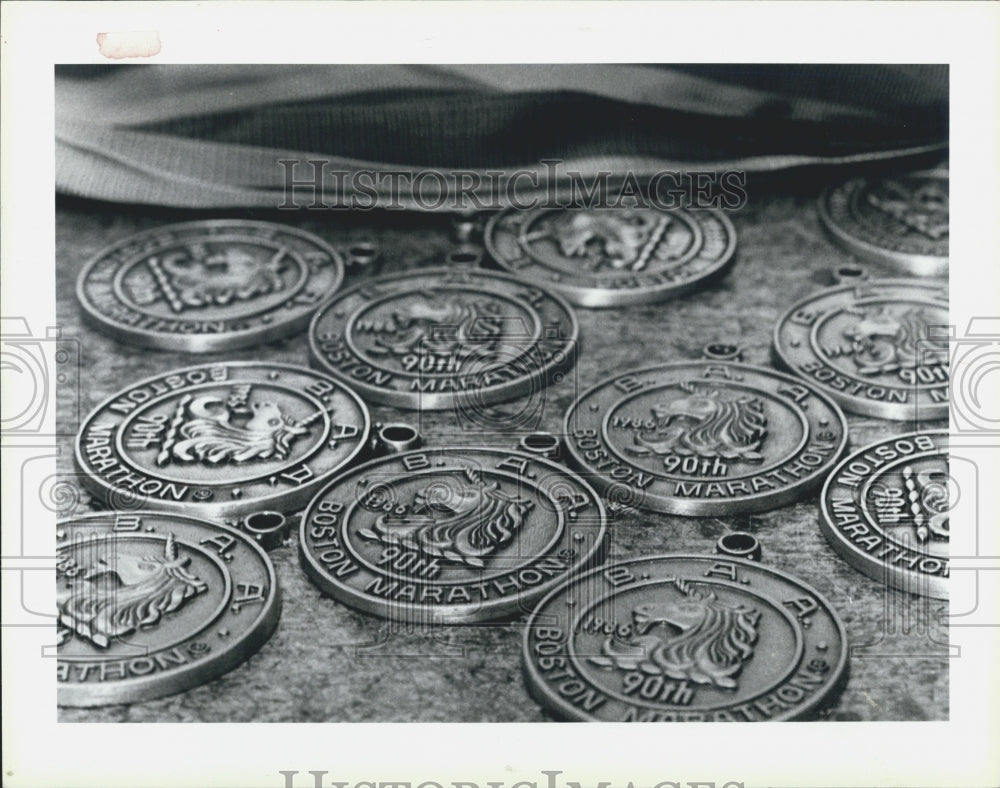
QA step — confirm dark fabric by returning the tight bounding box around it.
[55,64,948,209]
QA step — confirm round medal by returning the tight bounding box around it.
[308,267,577,409]
[818,170,948,277]
[772,279,949,420]
[522,554,847,721]
[484,206,737,307]
[820,430,949,599]
[74,362,370,520]
[563,362,848,516]
[77,220,344,352]
[57,511,280,707]
[298,447,607,623]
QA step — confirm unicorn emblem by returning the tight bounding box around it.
[627,382,768,463]
[154,386,325,466]
[359,481,534,568]
[57,534,207,649]
[590,577,760,689]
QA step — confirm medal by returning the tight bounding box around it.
[522,554,847,721]
[74,362,370,520]
[77,220,345,352]
[772,279,949,420]
[57,511,280,707]
[818,170,948,277]
[298,447,607,623]
[820,430,949,599]
[484,205,737,307]
[563,361,848,515]
[308,266,577,410]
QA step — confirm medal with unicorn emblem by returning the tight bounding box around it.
[57,511,280,707]
[522,554,847,721]
[818,169,948,277]
[77,220,346,352]
[563,360,848,516]
[74,362,370,520]
[484,205,737,307]
[298,447,607,623]
[772,279,949,420]
[308,267,578,410]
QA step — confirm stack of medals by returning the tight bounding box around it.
[66,166,948,720]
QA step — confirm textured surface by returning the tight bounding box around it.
[55,174,949,722]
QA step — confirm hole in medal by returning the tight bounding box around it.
[833,264,868,284]
[518,432,562,459]
[716,532,762,562]
[702,343,744,362]
[378,423,422,454]
[347,243,380,268]
[245,511,285,532]
[447,246,483,267]
[243,511,288,551]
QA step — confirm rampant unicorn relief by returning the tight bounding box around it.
[57,534,208,649]
[837,306,949,375]
[359,481,534,568]
[590,577,760,689]
[155,386,322,466]
[139,245,289,313]
[626,382,768,463]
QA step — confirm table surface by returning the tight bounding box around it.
[55,176,949,722]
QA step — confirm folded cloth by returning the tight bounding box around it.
[55,64,948,210]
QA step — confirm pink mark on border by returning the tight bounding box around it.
[96,31,161,60]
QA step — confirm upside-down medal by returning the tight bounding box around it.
[75,362,370,521]
[820,430,949,599]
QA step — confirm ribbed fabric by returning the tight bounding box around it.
[55,64,948,210]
